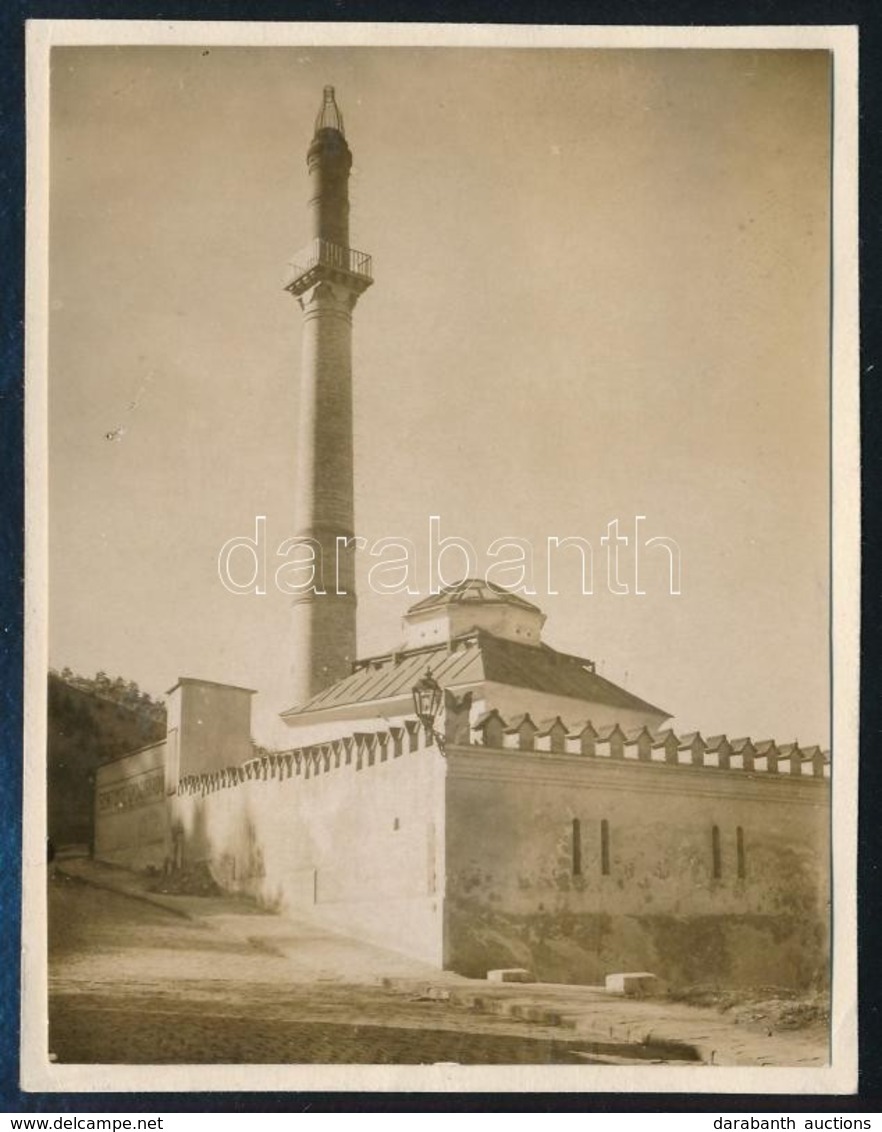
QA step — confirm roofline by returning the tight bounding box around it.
[282,671,671,726]
[281,628,671,722]
[351,628,597,672]
[280,677,481,723]
[479,677,670,722]
[404,604,547,627]
[165,677,258,697]
[353,638,453,670]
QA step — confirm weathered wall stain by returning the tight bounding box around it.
[94,680,829,990]
[444,749,828,987]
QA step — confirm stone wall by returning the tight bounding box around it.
[443,745,829,990]
[173,725,447,965]
[93,740,170,870]
[93,676,831,991]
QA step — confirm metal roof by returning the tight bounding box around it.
[281,629,669,721]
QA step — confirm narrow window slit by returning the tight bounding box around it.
[572,818,582,876]
[600,818,610,876]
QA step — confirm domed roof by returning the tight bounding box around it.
[406,578,541,616]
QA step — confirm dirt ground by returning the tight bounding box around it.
[48,874,604,1064]
[46,866,829,1067]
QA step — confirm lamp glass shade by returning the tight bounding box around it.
[412,669,442,726]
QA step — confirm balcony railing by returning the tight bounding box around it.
[285,238,372,289]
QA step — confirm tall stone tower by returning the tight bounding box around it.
[284,86,373,705]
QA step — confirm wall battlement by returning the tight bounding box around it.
[99,684,829,986]
[175,710,830,798]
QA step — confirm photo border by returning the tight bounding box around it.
[17,17,861,1100]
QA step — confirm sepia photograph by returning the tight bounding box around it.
[22,21,859,1094]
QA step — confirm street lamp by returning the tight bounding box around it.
[411,667,446,754]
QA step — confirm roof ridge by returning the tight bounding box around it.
[282,630,669,721]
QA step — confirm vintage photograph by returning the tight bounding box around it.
[23,24,858,1092]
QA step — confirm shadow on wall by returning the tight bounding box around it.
[174,783,314,914]
[173,798,287,910]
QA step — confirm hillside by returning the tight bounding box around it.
[47,671,166,849]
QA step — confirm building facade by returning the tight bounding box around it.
[95,580,830,988]
[92,87,831,991]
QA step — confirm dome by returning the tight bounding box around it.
[406,578,541,616]
[403,579,546,649]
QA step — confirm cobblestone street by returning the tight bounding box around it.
[48,874,605,1064]
[50,1001,596,1065]
[47,867,828,1067]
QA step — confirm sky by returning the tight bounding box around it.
[47,45,832,746]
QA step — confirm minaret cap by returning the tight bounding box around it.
[315,85,345,137]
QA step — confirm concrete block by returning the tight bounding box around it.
[605,972,660,997]
[486,967,534,983]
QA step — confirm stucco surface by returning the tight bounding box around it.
[174,738,448,964]
[93,741,170,870]
[444,747,829,988]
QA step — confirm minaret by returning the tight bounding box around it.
[284,86,373,704]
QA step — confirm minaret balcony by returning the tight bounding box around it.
[284,238,373,297]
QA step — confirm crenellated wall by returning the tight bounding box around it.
[93,673,830,988]
[172,721,448,965]
[442,708,830,989]
[167,698,829,989]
